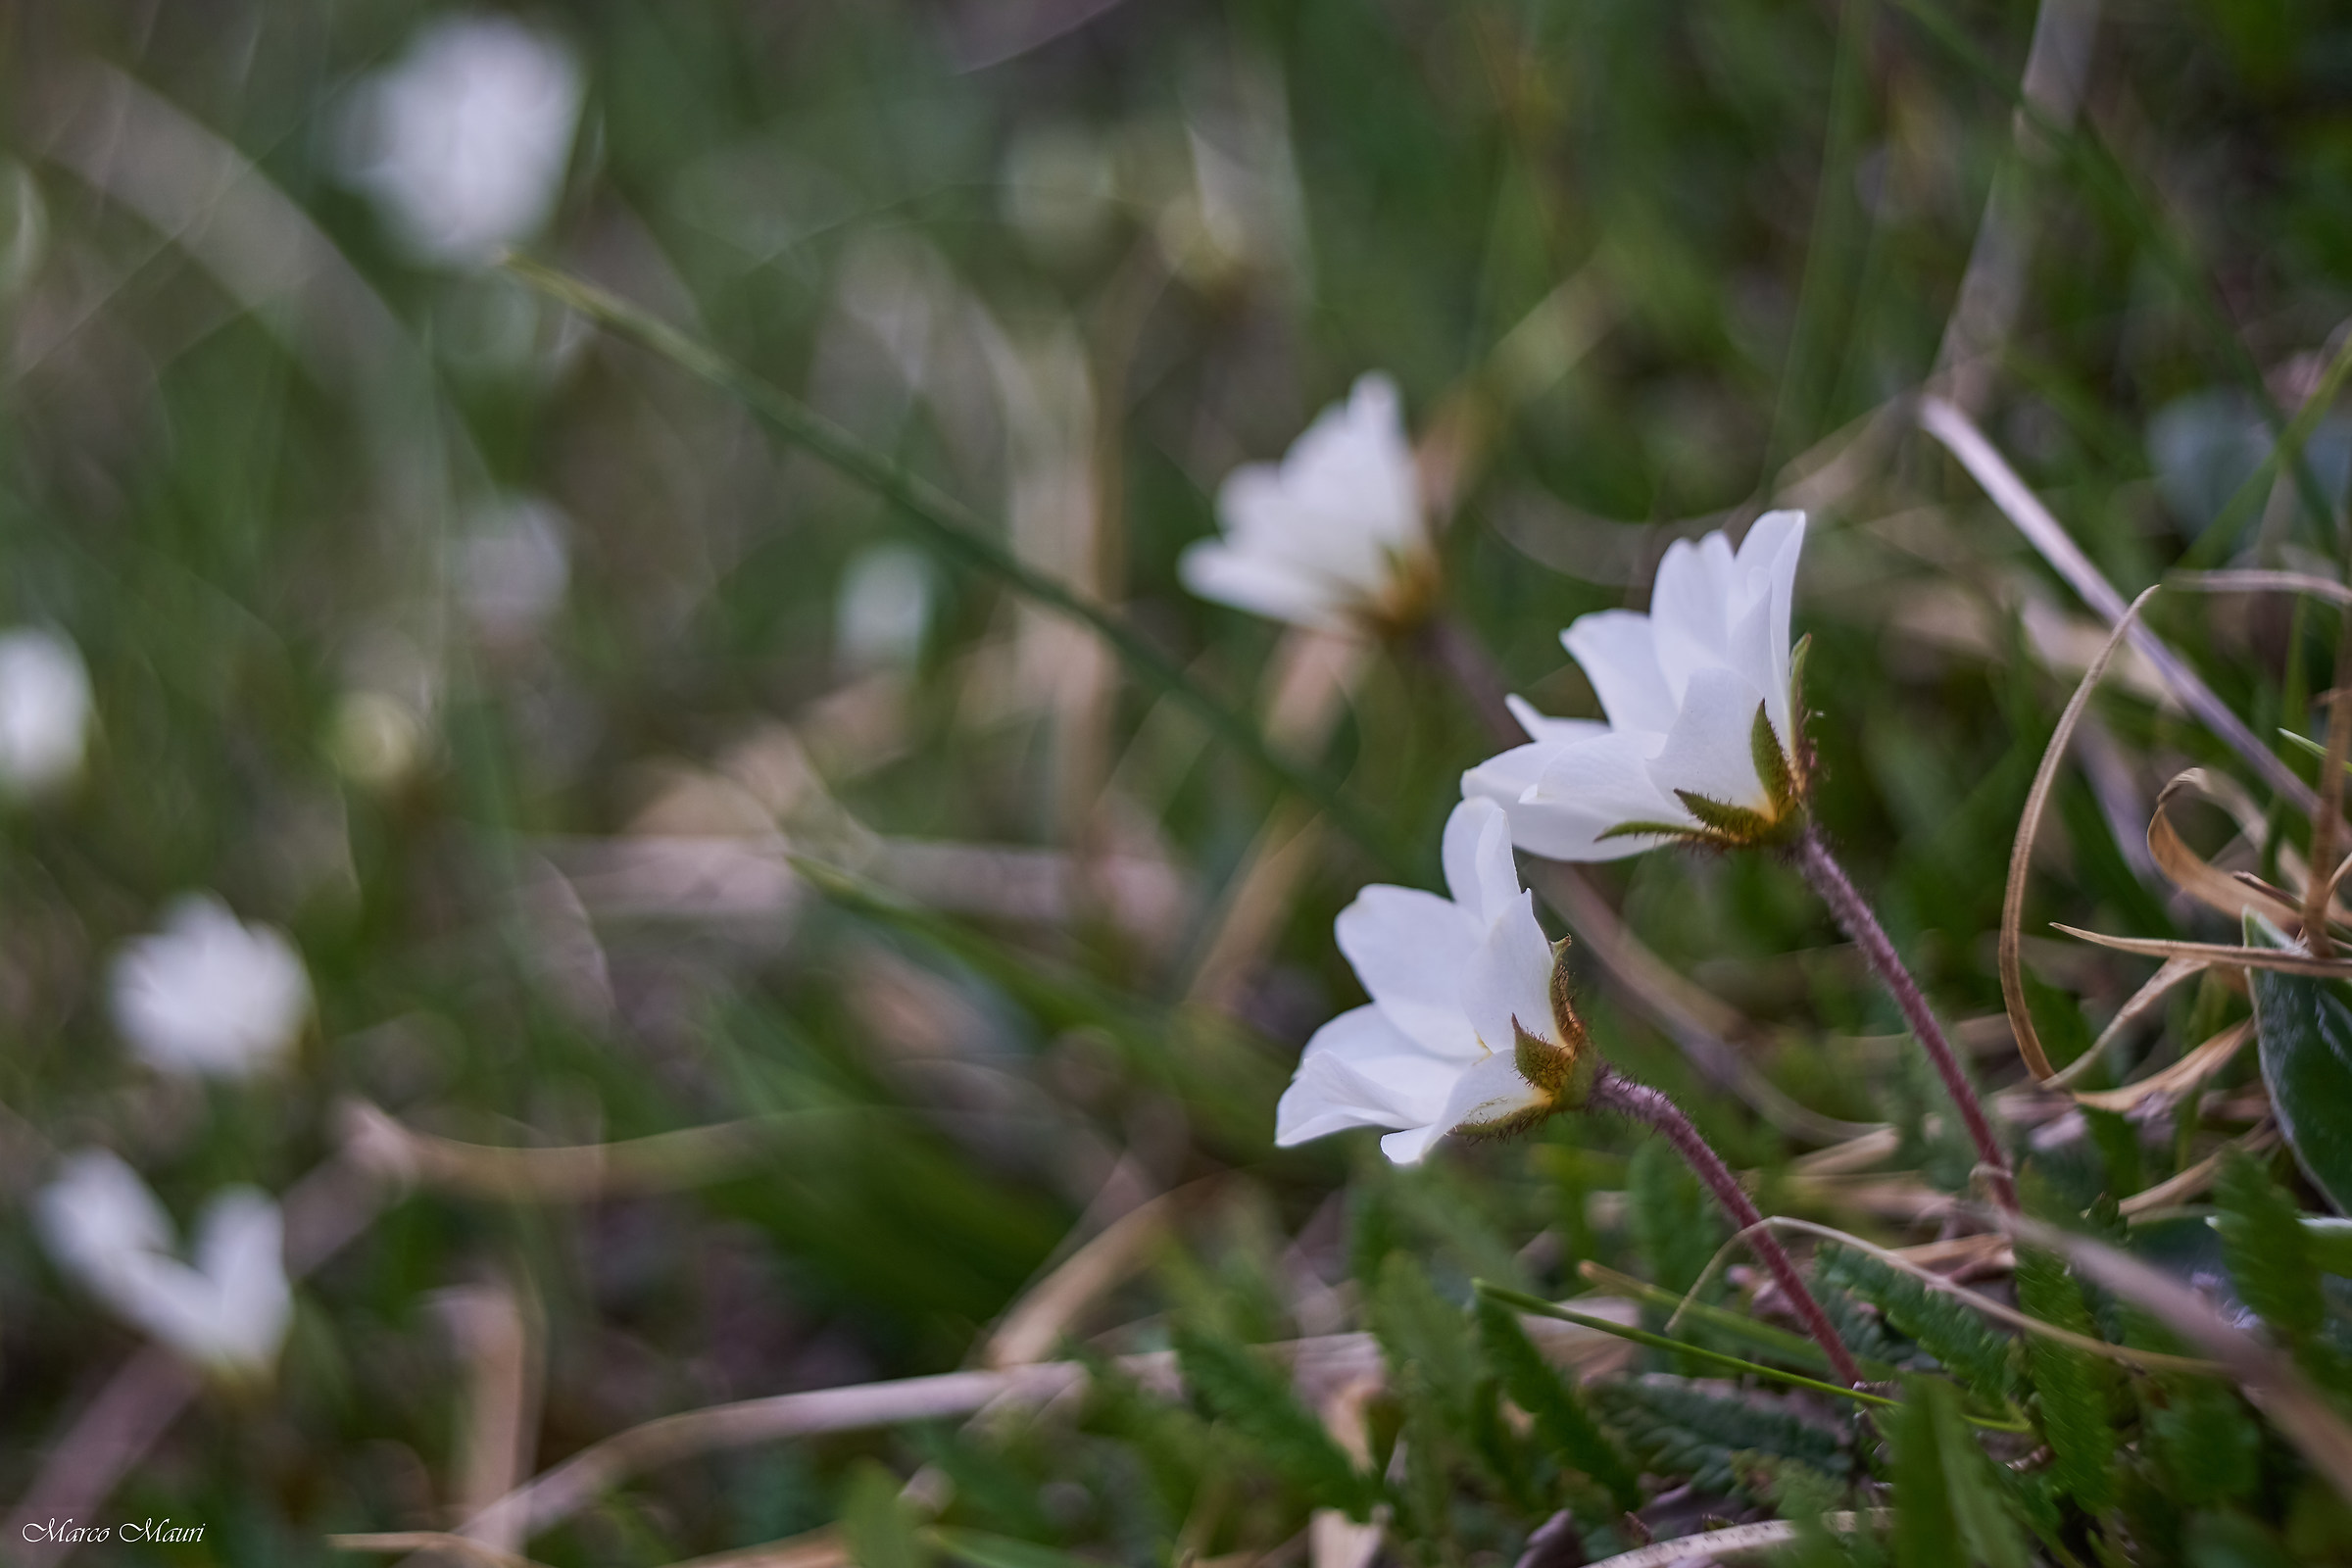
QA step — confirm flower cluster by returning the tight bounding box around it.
[1187,394,1824,1161]
[6,651,312,1376]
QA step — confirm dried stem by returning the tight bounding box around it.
[1794,825,2018,1212]
[1585,1067,1862,1387]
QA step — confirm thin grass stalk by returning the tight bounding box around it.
[1792,825,2019,1213]
[1585,1067,1864,1387]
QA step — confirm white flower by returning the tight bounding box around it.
[110,896,312,1079]
[835,544,934,672]
[339,15,583,266]
[1276,798,1589,1165]
[1462,512,1809,860]
[0,627,92,796]
[36,1150,292,1377]
[1179,373,1432,632]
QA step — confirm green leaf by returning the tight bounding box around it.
[2245,912,2352,1213]
[1628,1137,1722,1296]
[1171,1323,1373,1516]
[1818,1248,2017,1403]
[1368,1253,1480,1432]
[1893,1379,2033,1568]
[1752,701,1797,815]
[1473,1293,1642,1511]
[2215,1152,2325,1343]
[1586,1378,1850,1497]
[841,1461,935,1568]
[2013,1249,2118,1510]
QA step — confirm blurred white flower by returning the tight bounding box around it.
[339,15,583,266]
[1276,798,1589,1165]
[1463,512,1809,860]
[836,544,934,672]
[453,495,571,641]
[37,1150,292,1377]
[111,896,312,1078]
[0,627,92,796]
[1180,373,1432,633]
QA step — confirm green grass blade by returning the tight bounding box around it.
[503,255,1413,875]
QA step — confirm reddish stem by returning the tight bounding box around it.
[1587,1068,1864,1387]
[1793,824,2018,1212]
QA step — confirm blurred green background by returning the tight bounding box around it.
[1,0,2348,1562]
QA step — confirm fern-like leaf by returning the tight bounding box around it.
[2012,1248,2118,1510]
[1586,1376,1848,1497]
[1171,1324,1373,1517]
[2216,1152,2324,1343]
[1819,1247,2016,1403]
[1474,1294,1642,1510]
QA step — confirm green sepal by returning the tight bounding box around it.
[1597,819,1722,845]
[1750,701,1797,816]
[1673,789,1778,842]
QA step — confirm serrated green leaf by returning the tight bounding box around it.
[2246,912,2352,1213]
[1171,1323,1373,1517]
[2215,1152,2325,1342]
[1369,1253,1480,1433]
[1473,1293,1642,1511]
[2014,1249,2118,1510]
[1673,788,1778,840]
[1585,1378,1849,1497]
[1818,1248,2017,1403]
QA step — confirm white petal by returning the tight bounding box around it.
[1646,532,1740,703]
[1561,611,1675,734]
[38,1150,172,1291]
[1459,891,1558,1055]
[193,1189,292,1371]
[1506,730,1690,860]
[1505,694,1607,747]
[1441,798,1522,926]
[1645,665,1773,814]
[1433,1051,1548,1137]
[1276,1005,1461,1145]
[1737,511,1806,738]
[1379,1122,1448,1165]
[1335,886,1486,1057]
[1179,537,1346,629]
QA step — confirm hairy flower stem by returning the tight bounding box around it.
[1792,824,2018,1212]
[1586,1067,1864,1387]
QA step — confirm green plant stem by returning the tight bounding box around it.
[1586,1067,1865,1387]
[502,256,1413,877]
[1793,824,2019,1212]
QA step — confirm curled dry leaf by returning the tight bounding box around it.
[2147,770,2307,928]
[2042,954,2211,1091]
[2001,586,2159,1080]
[2071,1018,2253,1113]
[2052,925,2352,979]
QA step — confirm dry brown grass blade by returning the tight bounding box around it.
[667,1527,848,1568]
[2043,954,2210,1090]
[1919,398,2319,813]
[2000,585,2160,1079]
[2308,681,2352,959]
[980,1183,1187,1369]
[327,1533,551,1568]
[2148,770,2306,927]
[436,1279,541,1557]
[338,1101,780,1202]
[2052,925,2352,977]
[2002,1212,2352,1501]
[2171,569,2352,609]
[458,1309,1638,1545]
[2072,1019,2254,1113]
[2117,1123,2278,1218]
[1583,1516,1882,1568]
